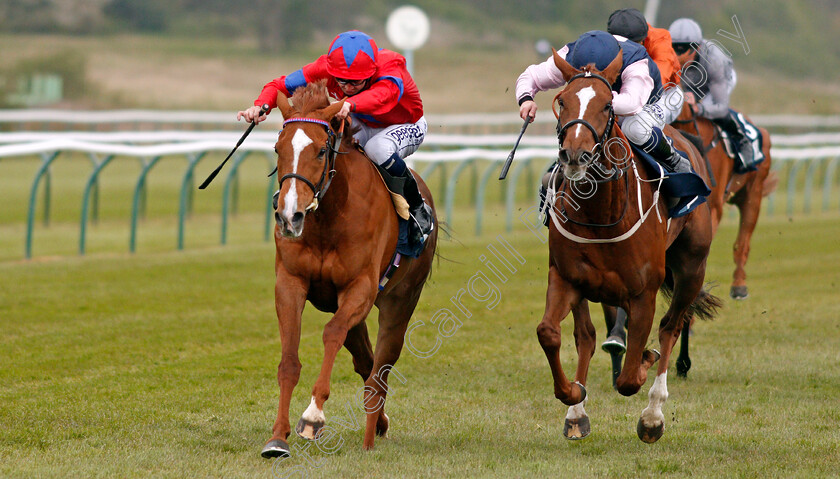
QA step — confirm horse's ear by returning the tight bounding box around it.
[318,99,346,121]
[276,90,295,120]
[552,48,580,83]
[601,49,623,85]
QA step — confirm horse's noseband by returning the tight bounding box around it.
[555,72,616,162]
[276,117,342,213]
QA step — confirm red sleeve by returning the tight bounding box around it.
[345,78,402,116]
[254,56,332,109]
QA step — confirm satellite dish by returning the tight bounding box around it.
[386,6,430,51]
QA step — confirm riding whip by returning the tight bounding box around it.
[499,116,531,180]
[199,103,270,189]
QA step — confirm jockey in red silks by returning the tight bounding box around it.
[238,30,433,246]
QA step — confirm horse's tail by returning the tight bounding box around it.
[762,170,779,197]
[659,270,723,322]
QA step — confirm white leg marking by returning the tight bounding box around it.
[282,129,313,219]
[574,86,596,137]
[640,372,669,428]
[301,396,325,423]
[565,397,588,421]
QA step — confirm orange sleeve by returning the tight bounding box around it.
[644,26,682,86]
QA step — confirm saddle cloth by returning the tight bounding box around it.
[630,144,712,218]
[720,109,766,173]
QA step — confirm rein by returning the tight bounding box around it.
[276,117,345,212]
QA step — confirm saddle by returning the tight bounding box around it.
[719,110,765,173]
[357,144,427,258]
[356,144,410,220]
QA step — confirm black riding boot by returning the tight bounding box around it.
[644,127,692,174]
[382,153,434,246]
[714,112,754,167]
[402,170,434,245]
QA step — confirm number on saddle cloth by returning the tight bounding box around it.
[724,110,765,173]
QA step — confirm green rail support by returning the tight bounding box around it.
[265,167,278,242]
[475,160,504,235]
[79,154,116,254]
[420,161,446,208]
[444,158,477,225]
[505,157,539,232]
[130,156,163,253]
[221,151,271,245]
[786,160,805,216]
[824,157,839,211]
[86,152,103,224]
[803,158,822,214]
[178,152,208,250]
[25,151,60,258]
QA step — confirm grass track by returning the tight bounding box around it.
[2,211,840,478]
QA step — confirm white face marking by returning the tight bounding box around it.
[301,396,325,423]
[282,129,313,219]
[574,86,597,137]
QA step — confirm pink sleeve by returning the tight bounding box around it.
[515,46,570,103]
[612,59,654,116]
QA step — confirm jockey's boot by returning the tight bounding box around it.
[644,127,692,174]
[714,112,754,167]
[383,153,434,246]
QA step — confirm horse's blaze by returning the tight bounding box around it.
[563,416,591,440]
[295,417,325,441]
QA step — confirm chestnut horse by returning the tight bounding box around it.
[260,83,437,457]
[538,49,721,443]
[601,107,776,381]
[672,105,777,299]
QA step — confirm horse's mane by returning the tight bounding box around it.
[290,81,331,115]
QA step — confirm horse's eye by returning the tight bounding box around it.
[274,146,279,154]
[318,147,327,158]
[604,103,612,112]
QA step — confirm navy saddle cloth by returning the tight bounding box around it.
[630,144,712,218]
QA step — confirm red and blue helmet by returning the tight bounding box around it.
[326,31,379,80]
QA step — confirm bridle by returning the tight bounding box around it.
[544,70,667,241]
[553,71,616,165]
[274,117,345,212]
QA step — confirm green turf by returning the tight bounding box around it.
[2,206,839,478]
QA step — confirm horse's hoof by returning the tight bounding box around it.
[601,335,626,354]
[376,412,390,437]
[261,438,290,458]
[636,418,664,443]
[676,357,691,377]
[295,417,324,441]
[563,416,591,440]
[730,286,749,300]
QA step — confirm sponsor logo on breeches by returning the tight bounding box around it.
[388,124,425,147]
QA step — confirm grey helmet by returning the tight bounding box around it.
[668,18,703,44]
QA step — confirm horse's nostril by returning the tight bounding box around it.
[291,212,305,227]
[274,212,283,225]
